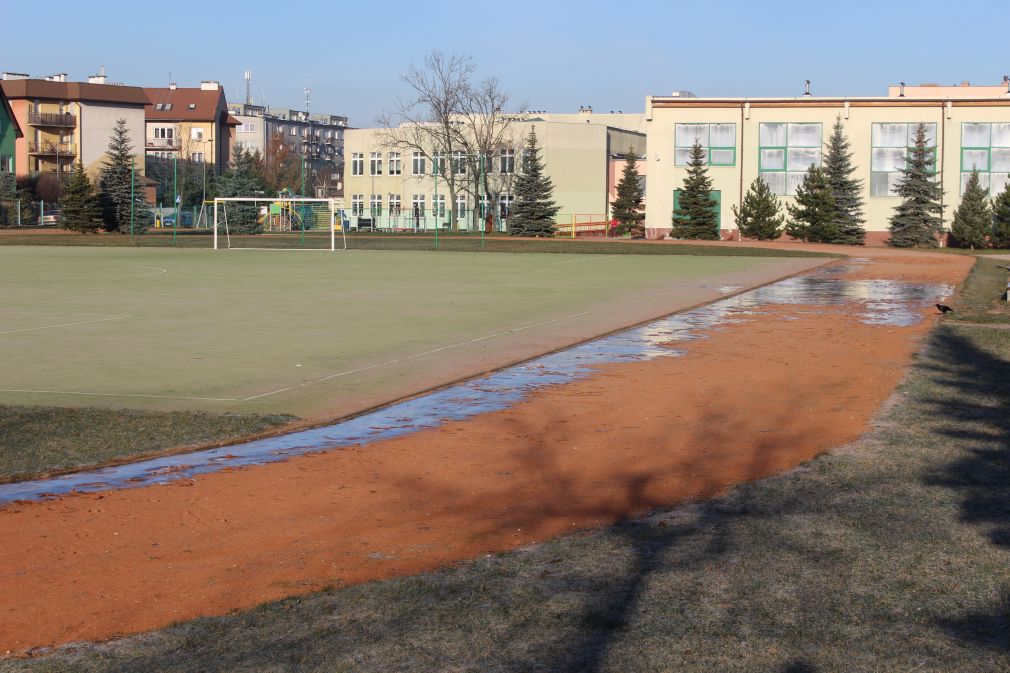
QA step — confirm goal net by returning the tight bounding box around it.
[213,197,346,250]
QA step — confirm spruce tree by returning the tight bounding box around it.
[509,128,559,237]
[732,177,784,240]
[786,166,837,242]
[217,147,265,234]
[991,181,1010,248]
[59,164,102,233]
[671,142,719,239]
[949,170,991,249]
[823,116,866,244]
[98,119,151,234]
[610,149,645,237]
[888,122,943,247]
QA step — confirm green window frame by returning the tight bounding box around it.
[757,122,822,196]
[870,122,938,197]
[673,189,721,230]
[960,122,1010,196]
[674,123,736,167]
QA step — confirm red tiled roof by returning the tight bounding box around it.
[225,115,241,126]
[144,87,226,122]
[0,80,150,106]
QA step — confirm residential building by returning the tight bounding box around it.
[0,71,149,179]
[144,82,236,172]
[228,102,348,197]
[343,114,644,230]
[0,84,22,178]
[643,81,1010,243]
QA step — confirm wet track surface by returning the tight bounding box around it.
[0,259,953,506]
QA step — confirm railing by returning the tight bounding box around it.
[146,137,179,148]
[28,142,76,156]
[28,112,76,127]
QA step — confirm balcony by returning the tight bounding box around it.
[146,137,180,149]
[28,112,77,128]
[28,142,76,156]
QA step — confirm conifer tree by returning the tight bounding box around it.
[786,166,837,242]
[59,164,102,233]
[98,119,151,234]
[888,122,944,247]
[991,181,1010,248]
[217,147,266,234]
[509,128,559,237]
[949,170,991,249]
[732,177,784,240]
[610,149,645,237]
[671,142,719,239]
[823,116,865,244]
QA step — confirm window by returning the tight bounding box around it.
[452,151,466,175]
[388,152,401,176]
[369,152,382,175]
[369,194,382,217]
[154,103,173,111]
[153,127,174,139]
[389,194,401,216]
[432,152,446,176]
[351,195,363,216]
[870,122,938,197]
[675,123,736,166]
[758,122,822,195]
[191,128,204,141]
[412,194,426,216]
[1,155,13,173]
[290,127,297,136]
[499,194,514,219]
[499,148,514,174]
[456,195,467,218]
[960,122,1010,196]
[479,194,490,217]
[191,152,204,163]
[351,153,363,176]
[433,194,446,218]
[237,122,256,133]
[188,103,196,110]
[411,151,426,176]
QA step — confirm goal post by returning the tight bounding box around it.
[213,197,346,251]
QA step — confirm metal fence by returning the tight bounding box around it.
[0,200,59,227]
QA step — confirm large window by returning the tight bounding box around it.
[675,123,736,166]
[190,128,204,141]
[351,194,363,216]
[369,193,382,216]
[433,194,446,218]
[411,151,425,176]
[499,148,514,174]
[452,151,466,175]
[758,122,822,195]
[388,152,401,176]
[456,195,467,218]
[389,194,401,216]
[351,153,363,176]
[499,194,514,219]
[432,152,446,176]
[369,152,382,176]
[412,194,426,216]
[961,122,1010,196]
[870,123,937,197]
[153,127,174,140]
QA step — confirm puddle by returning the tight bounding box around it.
[0,262,953,507]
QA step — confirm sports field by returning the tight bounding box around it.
[0,246,825,419]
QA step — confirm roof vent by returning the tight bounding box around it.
[200,81,220,91]
[1,72,29,81]
[169,83,177,90]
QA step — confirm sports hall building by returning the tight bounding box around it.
[644,80,1010,243]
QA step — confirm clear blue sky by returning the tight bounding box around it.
[5,0,1006,126]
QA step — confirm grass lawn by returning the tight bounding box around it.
[944,255,1010,323]
[6,257,1008,671]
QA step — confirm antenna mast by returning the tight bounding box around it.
[244,70,253,105]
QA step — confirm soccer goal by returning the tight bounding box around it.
[213,197,346,250]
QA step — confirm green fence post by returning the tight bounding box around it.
[130,157,135,244]
[479,153,485,250]
[433,157,439,250]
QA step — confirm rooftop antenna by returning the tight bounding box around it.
[305,87,311,114]
[803,79,811,96]
[899,81,906,97]
[244,70,253,105]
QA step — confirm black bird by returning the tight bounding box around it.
[936,303,954,314]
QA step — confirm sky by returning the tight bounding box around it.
[5,0,1008,126]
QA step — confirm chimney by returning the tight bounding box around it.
[899,82,905,97]
[45,73,68,83]
[169,83,177,90]
[200,80,221,91]
[88,64,108,85]
[1,72,29,81]
[803,79,811,96]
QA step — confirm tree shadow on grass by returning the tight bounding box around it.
[922,326,1010,653]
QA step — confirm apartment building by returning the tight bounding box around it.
[144,82,236,172]
[644,80,1010,242]
[0,72,148,179]
[343,113,644,230]
[228,102,347,197]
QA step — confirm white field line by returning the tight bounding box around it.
[549,255,614,265]
[0,388,240,402]
[131,266,168,277]
[240,311,592,401]
[0,314,130,335]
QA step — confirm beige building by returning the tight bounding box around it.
[343,113,644,231]
[644,85,1010,243]
[144,82,236,172]
[0,72,149,179]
